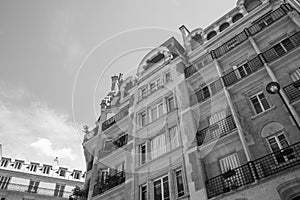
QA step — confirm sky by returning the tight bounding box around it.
[0,0,237,171]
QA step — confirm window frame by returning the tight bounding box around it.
[153,174,170,200]
[166,95,176,112]
[250,91,271,115]
[174,168,185,198]
[164,71,171,83]
[139,110,147,128]
[139,183,147,200]
[151,133,167,160]
[139,142,147,165]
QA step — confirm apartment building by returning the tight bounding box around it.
[0,157,84,200]
[83,0,300,199]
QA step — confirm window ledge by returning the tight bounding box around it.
[251,105,276,120]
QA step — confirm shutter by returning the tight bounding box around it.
[219,153,240,173]
[291,68,300,82]
[54,184,60,197]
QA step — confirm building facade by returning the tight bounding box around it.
[0,157,84,200]
[82,0,300,199]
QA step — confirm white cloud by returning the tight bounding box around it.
[31,138,76,160]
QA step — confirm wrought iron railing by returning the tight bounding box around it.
[196,115,236,146]
[102,105,129,131]
[283,79,300,102]
[92,171,125,197]
[222,56,264,87]
[0,182,71,198]
[206,141,300,198]
[211,5,290,59]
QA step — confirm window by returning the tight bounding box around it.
[99,168,109,183]
[0,176,11,190]
[29,163,38,172]
[54,184,65,197]
[150,102,164,122]
[59,168,67,177]
[233,62,252,80]
[14,160,23,169]
[139,87,147,100]
[165,71,171,83]
[0,158,9,167]
[167,96,175,112]
[139,143,147,165]
[207,31,217,40]
[169,126,179,150]
[27,180,39,193]
[140,184,147,200]
[149,78,162,93]
[232,13,243,23]
[219,22,230,32]
[151,133,167,160]
[175,169,185,197]
[116,163,124,173]
[250,92,270,114]
[153,175,170,200]
[139,111,147,127]
[73,170,81,179]
[219,153,240,173]
[42,165,51,174]
[268,133,291,163]
[290,67,300,82]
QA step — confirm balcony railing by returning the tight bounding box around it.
[222,56,264,87]
[222,31,300,87]
[196,115,236,146]
[211,5,290,59]
[283,79,300,102]
[0,182,71,199]
[206,141,300,198]
[92,171,125,197]
[102,105,129,131]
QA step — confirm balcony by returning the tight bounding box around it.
[92,171,125,197]
[283,80,300,102]
[0,182,71,198]
[211,4,290,59]
[196,115,236,146]
[184,54,213,78]
[102,105,129,131]
[206,141,300,198]
[222,31,300,87]
[222,56,264,87]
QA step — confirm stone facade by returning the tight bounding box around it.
[82,0,300,200]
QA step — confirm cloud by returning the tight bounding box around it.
[0,84,85,170]
[31,138,76,160]
[47,8,85,73]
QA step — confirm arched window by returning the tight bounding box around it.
[244,0,262,12]
[277,179,300,200]
[232,13,243,23]
[207,31,217,40]
[219,22,230,32]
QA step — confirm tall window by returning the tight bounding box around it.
[250,92,270,114]
[73,170,81,179]
[140,184,147,200]
[169,126,179,150]
[139,111,147,127]
[29,163,38,172]
[219,153,240,173]
[139,143,147,165]
[150,102,164,122]
[0,176,11,190]
[268,133,290,163]
[153,175,170,200]
[149,78,161,93]
[54,184,65,197]
[58,168,67,177]
[167,96,175,112]
[140,87,147,100]
[151,134,167,160]
[175,169,185,198]
[28,180,39,193]
[165,71,171,83]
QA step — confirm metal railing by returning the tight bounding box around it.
[222,56,264,87]
[92,171,125,197]
[206,141,300,198]
[196,115,236,146]
[102,106,129,131]
[0,182,71,199]
[283,79,300,102]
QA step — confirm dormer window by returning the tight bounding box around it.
[232,13,243,23]
[219,22,230,32]
[42,165,52,174]
[244,0,261,12]
[0,158,10,167]
[29,163,39,172]
[14,160,23,169]
[207,31,217,40]
[58,168,67,177]
[72,170,81,179]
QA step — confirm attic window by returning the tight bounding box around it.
[192,34,202,43]
[207,31,217,40]
[146,53,165,64]
[219,22,230,32]
[244,0,261,12]
[232,13,243,23]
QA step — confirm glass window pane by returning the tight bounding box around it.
[163,177,169,200]
[154,180,162,200]
[176,170,184,197]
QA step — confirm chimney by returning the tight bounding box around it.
[111,75,119,92]
[179,25,191,51]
